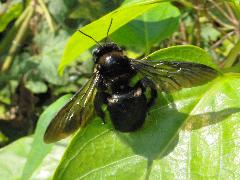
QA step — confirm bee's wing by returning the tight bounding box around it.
[44,72,100,143]
[131,60,219,92]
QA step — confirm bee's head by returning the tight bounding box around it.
[78,19,124,66]
[92,43,123,64]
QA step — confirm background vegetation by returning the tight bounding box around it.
[0,0,240,179]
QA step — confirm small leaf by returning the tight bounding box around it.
[25,80,48,94]
[201,24,221,42]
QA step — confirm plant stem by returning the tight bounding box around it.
[210,31,235,50]
[177,0,193,8]
[210,0,234,24]
[37,0,56,32]
[179,21,188,44]
[0,5,30,54]
[223,39,240,68]
[1,5,34,72]
[194,0,201,46]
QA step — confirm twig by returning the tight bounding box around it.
[179,21,188,44]
[210,31,235,50]
[225,2,238,26]
[207,11,235,30]
[209,0,235,24]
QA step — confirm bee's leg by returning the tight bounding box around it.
[94,91,109,124]
[146,79,157,108]
[136,78,157,109]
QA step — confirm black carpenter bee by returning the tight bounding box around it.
[44,20,218,143]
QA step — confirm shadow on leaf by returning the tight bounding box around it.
[118,106,240,159]
[116,101,240,179]
[183,107,240,130]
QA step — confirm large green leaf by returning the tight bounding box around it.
[21,94,72,180]
[111,2,180,53]
[0,94,71,180]
[0,136,66,180]
[58,0,171,74]
[0,137,32,179]
[53,46,240,179]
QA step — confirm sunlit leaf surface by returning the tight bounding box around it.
[53,46,240,179]
[0,137,32,179]
[0,137,66,179]
[111,2,180,53]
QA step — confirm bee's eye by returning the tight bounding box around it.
[92,48,100,57]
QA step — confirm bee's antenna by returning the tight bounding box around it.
[105,18,113,43]
[78,30,102,47]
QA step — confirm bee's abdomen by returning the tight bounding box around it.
[107,87,148,132]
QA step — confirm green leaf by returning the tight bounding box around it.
[0,1,22,32]
[0,131,8,146]
[30,141,67,179]
[222,0,240,3]
[145,45,217,68]
[0,136,66,180]
[230,1,240,19]
[201,24,221,42]
[111,2,180,53]
[0,94,73,180]
[0,137,32,179]
[48,0,68,25]
[58,0,171,74]
[36,29,69,85]
[54,76,240,179]
[21,94,72,180]
[69,0,122,21]
[25,80,48,94]
[53,47,240,179]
